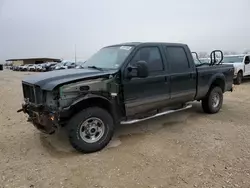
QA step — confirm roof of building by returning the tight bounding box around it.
[5,57,61,62]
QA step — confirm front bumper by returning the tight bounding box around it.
[18,102,59,134]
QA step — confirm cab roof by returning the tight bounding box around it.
[106,42,187,47]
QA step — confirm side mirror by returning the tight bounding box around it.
[127,60,149,78]
[245,61,250,64]
[136,60,149,78]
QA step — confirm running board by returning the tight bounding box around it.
[120,104,192,125]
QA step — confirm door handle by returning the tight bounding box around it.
[165,77,169,83]
[190,73,195,79]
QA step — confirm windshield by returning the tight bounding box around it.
[81,46,134,69]
[223,56,244,63]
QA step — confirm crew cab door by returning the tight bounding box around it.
[244,55,250,76]
[164,46,196,102]
[122,45,170,116]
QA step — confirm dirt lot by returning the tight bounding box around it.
[1,70,250,188]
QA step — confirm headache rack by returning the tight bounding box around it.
[22,82,43,104]
[192,50,224,67]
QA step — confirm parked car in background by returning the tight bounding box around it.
[54,60,75,70]
[12,66,17,71]
[18,65,23,71]
[13,66,18,71]
[49,64,57,71]
[65,61,76,69]
[22,64,33,71]
[19,65,26,71]
[28,64,36,71]
[222,54,250,85]
[13,65,22,71]
[35,64,46,72]
[54,62,68,70]
[44,62,58,71]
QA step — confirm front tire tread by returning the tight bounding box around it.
[67,107,114,153]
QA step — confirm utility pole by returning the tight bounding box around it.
[74,44,77,63]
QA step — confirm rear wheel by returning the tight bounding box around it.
[235,71,243,85]
[202,86,223,114]
[67,107,114,153]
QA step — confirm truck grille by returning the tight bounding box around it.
[22,83,43,104]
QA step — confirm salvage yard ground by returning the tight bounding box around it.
[1,70,250,188]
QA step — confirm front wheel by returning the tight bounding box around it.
[67,107,114,153]
[202,86,223,114]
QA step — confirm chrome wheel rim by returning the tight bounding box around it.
[79,117,105,143]
[212,93,220,108]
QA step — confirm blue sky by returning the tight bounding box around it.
[0,0,250,61]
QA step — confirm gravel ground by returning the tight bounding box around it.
[1,70,250,188]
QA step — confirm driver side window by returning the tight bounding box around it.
[130,47,164,72]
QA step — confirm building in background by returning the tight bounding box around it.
[5,58,61,66]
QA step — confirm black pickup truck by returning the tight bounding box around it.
[18,42,234,153]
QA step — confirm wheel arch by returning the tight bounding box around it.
[238,69,243,74]
[60,94,119,123]
[208,74,226,93]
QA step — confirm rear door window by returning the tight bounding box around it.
[165,47,190,73]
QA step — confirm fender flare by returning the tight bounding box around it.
[237,69,243,74]
[59,93,119,122]
[208,73,226,91]
[69,93,111,107]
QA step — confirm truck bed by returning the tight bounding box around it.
[195,64,234,100]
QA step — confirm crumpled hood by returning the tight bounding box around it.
[22,68,117,91]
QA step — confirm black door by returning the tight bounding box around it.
[164,46,196,102]
[122,46,170,116]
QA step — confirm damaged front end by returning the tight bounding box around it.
[18,73,120,135]
[18,99,59,134]
[17,81,61,135]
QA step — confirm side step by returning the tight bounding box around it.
[120,104,192,125]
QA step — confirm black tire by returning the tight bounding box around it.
[202,86,223,114]
[67,107,114,153]
[235,71,243,85]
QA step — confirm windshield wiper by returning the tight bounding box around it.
[87,66,103,71]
